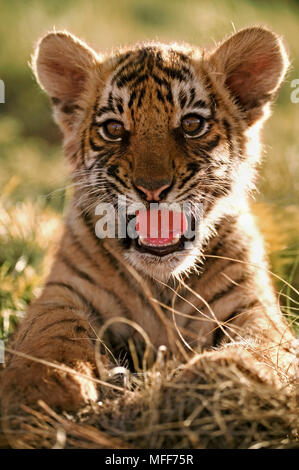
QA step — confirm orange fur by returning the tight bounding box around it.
[1,28,296,437]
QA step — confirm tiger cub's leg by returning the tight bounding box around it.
[213,302,297,382]
[0,300,107,419]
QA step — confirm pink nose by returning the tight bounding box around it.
[136,183,171,201]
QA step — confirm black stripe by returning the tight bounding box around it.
[178,162,200,189]
[128,89,137,108]
[202,70,219,112]
[177,52,189,63]
[179,90,187,109]
[39,304,77,313]
[213,301,259,346]
[130,73,148,88]
[177,175,197,192]
[80,210,101,243]
[16,309,62,347]
[89,135,105,152]
[107,165,129,189]
[201,134,220,152]
[97,105,114,117]
[213,315,233,346]
[211,232,234,255]
[46,281,103,321]
[85,158,102,172]
[116,67,146,88]
[202,260,233,285]
[191,145,211,161]
[201,224,237,270]
[177,180,199,198]
[193,99,208,109]
[207,277,245,306]
[117,103,124,114]
[209,92,219,109]
[187,162,200,173]
[209,181,231,198]
[155,62,189,82]
[115,52,131,67]
[188,88,196,107]
[228,300,260,321]
[14,302,88,354]
[60,253,97,286]
[116,69,141,87]
[222,118,233,158]
[107,92,115,112]
[151,74,172,94]
[113,50,147,83]
[52,335,78,343]
[152,73,165,87]
[156,88,164,103]
[107,179,125,195]
[137,88,146,108]
[68,222,100,269]
[39,318,82,334]
[181,65,193,78]
[165,89,173,105]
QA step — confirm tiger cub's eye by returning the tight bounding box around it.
[181,114,204,137]
[101,120,125,141]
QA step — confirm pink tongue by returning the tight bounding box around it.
[136,209,188,246]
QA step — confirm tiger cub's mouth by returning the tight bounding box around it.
[134,235,186,257]
[132,209,194,257]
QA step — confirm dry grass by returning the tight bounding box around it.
[1,344,298,449]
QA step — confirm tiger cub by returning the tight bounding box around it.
[1,27,296,415]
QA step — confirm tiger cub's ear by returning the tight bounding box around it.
[209,27,289,125]
[32,31,98,130]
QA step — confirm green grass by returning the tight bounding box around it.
[0,0,298,339]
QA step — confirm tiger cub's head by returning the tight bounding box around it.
[33,27,288,279]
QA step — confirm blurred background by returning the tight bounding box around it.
[0,0,298,338]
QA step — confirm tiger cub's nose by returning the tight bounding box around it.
[135,180,172,202]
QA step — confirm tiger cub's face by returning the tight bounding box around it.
[34,27,288,279]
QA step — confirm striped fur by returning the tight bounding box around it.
[1,27,296,418]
